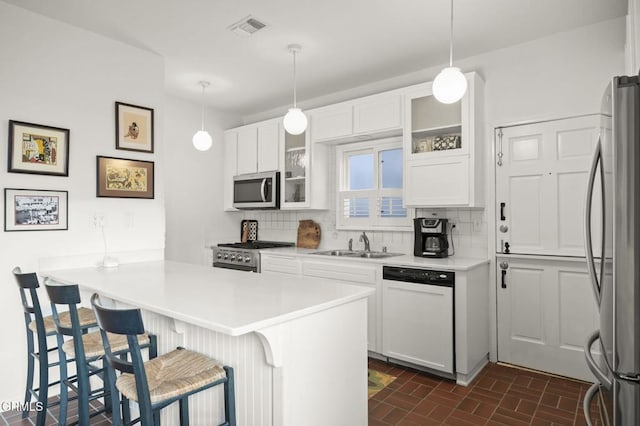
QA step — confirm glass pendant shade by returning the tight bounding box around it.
[192,130,212,151]
[432,67,467,104]
[283,107,308,135]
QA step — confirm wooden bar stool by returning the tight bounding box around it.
[91,293,236,426]
[12,267,97,426]
[45,281,157,426]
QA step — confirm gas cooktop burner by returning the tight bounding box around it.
[218,241,295,250]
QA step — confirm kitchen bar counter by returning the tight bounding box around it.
[43,260,371,426]
[44,260,372,336]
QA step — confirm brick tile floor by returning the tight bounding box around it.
[0,396,111,425]
[369,358,604,425]
[2,359,603,425]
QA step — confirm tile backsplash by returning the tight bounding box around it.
[231,207,487,258]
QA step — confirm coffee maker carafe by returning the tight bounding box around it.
[414,218,449,258]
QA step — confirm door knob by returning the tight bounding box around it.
[499,261,509,270]
[499,225,509,233]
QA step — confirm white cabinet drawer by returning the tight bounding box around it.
[261,254,302,275]
[302,260,377,284]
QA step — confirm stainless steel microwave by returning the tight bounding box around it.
[233,171,280,210]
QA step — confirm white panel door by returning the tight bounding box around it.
[257,121,279,172]
[405,156,469,206]
[496,115,604,256]
[236,126,258,175]
[382,280,454,373]
[497,257,600,381]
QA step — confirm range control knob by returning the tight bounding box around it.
[230,254,236,261]
[245,256,251,263]
[223,254,229,260]
[216,253,222,259]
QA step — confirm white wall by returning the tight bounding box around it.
[0,3,166,402]
[233,17,625,259]
[163,96,240,264]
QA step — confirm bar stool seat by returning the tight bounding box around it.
[117,348,227,404]
[62,331,151,359]
[28,306,96,333]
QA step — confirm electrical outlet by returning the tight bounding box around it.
[92,213,105,228]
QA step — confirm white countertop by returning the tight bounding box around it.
[259,247,489,271]
[43,260,373,336]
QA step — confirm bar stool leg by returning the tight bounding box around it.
[56,332,69,426]
[76,356,90,426]
[102,358,113,413]
[23,330,35,419]
[179,397,189,426]
[36,354,48,426]
[223,366,236,426]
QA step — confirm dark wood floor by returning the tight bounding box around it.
[2,359,602,425]
[368,358,603,425]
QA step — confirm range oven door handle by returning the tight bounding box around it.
[213,262,255,272]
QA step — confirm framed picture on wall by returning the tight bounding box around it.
[8,120,70,176]
[96,156,154,199]
[4,188,68,231]
[115,102,154,153]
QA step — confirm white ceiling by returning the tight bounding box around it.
[2,0,627,116]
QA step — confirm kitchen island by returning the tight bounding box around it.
[43,260,373,426]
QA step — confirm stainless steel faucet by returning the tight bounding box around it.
[359,232,370,252]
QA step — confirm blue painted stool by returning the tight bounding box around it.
[12,267,97,426]
[91,293,236,426]
[45,281,158,426]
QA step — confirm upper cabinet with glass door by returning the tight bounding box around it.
[280,124,330,210]
[403,72,485,207]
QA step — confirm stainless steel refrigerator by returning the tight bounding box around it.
[583,74,640,425]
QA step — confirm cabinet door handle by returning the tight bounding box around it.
[501,270,507,289]
[500,202,506,221]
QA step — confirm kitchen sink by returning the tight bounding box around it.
[312,250,403,259]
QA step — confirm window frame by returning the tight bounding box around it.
[336,137,413,231]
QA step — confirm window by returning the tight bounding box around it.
[337,138,412,230]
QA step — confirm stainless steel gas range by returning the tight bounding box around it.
[212,241,295,272]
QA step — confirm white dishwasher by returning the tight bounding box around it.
[382,265,454,376]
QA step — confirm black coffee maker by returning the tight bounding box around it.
[414,218,449,258]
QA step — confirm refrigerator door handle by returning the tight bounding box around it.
[583,382,603,426]
[584,329,612,388]
[584,136,602,306]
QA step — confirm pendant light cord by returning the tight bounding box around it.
[200,83,206,131]
[292,49,298,108]
[449,0,454,67]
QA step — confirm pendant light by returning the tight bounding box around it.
[192,80,213,151]
[283,44,308,135]
[432,0,467,104]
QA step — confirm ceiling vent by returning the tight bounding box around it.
[228,15,267,36]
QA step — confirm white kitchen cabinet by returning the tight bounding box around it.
[303,260,379,352]
[310,105,353,142]
[496,256,601,381]
[403,72,484,207]
[260,253,302,275]
[495,115,609,256]
[236,126,258,175]
[223,131,238,211]
[353,93,402,135]
[382,278,454,374]
[310,92,403,143]
[257,121,279,172]
[234,120,280,176]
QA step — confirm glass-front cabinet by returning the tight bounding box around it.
[282,130,308,206]
[410,94,465,157]
[403,72,484,207]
